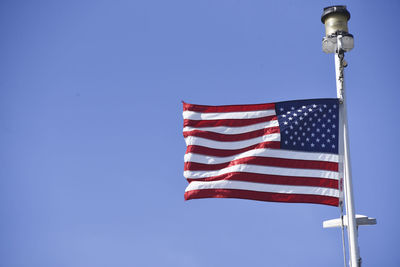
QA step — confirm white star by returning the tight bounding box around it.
[327,139,331,143]
[307,128,311,131]
[297,137,301,141]
[332,124,336,128]
[327,119,331,123]
[285,130,289,134]
[312,123,316,127]
[333,104,337,108]
[294,131,298,135]
[321,133,325,138]
[290,136,293,140]
[299,126,303,130]
[282,114,286,118]
[332,134,336,138]
[322,124,326,128]
[311,143,315,147]
[283,121,288,125]
[287,111,291,114]
[313,104,317,108]
[332,144,336,148]
[301,142,304,146]
[294,121,299,125]
[311,133,315,137]
[314,113,318,117]
[302,106,306,109]
[316,138,320,142]
[280,107,284,111]
[297,109,302,112]
[290,125,294,129]
[317,118,321,122]
[293,113,297,117]
[293,141,296,145]
[328,109,332,113]
[322,143,325,148]
[299,116,303,120]
[323,114,327,118]
[308,108,313,112]
[327,128,331,133]
[285,140,288,144]
[302,132,306,136]
[304,122,307,126]
[288,117,293,121]
[319,108,323,112]
[291,106,295,110]
[333,114,336,118]
[323,104,327,108]
[316,128,320,132]
[306,137,310,142]
[309,117,313,121]
[304,112,308,116]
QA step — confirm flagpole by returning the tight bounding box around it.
[321,6,377,266]
[334,35,360,267]
[320,6,360,267]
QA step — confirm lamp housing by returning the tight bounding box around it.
[321,6,353,53]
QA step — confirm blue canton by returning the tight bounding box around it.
[275,99,339,154]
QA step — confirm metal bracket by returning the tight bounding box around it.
[323,214,377,228]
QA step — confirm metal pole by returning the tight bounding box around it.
[334,35,361,267]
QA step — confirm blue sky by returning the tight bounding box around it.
[1,1,399,266]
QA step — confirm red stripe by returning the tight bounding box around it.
[184,189,339,206]
[183,102,275,113]
[184,115,277,128]
[183,126,280,142]
[185,156,338,172]
[186,172,338,189]
[186,142,281,157]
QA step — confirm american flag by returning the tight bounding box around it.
[183,99,342,206]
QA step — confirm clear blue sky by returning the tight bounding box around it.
[1,1,399,266]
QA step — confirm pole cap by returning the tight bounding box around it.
[321,5,350,24]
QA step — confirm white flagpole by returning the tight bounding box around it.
[320,6,361,266]
[334,35,361,267]
[321,6,376,267]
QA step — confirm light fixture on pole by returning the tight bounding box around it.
[321,5,354,54]
[321,5,376,267]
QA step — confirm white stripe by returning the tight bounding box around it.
[184,133,281,149]
[184,164,339,180]
[185,148,339,164]
[183,120,279,135]
[183,110,275,120]
[185,180,339,198]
